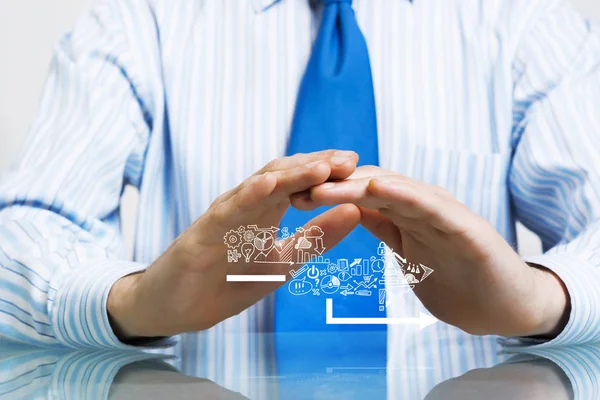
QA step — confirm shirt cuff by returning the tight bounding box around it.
[503,347,598,399]
[50,350,173,400]
[499,252,600,348]
[48,260,175,349]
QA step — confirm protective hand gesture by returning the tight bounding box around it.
[108,151,361,339]
[296,166,569,337]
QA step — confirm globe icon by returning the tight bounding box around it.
[254,231,274,252]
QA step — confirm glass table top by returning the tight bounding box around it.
[0,329,594,399]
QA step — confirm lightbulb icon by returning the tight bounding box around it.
[241,242,255,262]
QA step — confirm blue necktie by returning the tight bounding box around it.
[275,0,386,333]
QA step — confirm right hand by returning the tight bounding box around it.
[107,150,362,340]
[424,359,572,400]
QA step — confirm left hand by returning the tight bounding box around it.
[293,166,569,337]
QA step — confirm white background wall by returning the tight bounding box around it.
[1,0,599,256]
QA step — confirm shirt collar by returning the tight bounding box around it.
[253,0,413,14]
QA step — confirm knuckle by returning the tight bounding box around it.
[209,203,231,225]
[431,184,449,195]
[265,158,281,171]
[404,192,423,208]
[358,165,379,174]
[211,190,231,206]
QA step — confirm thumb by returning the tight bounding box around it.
[358,206,403,253]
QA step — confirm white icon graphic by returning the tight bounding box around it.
[224,230,242,249]
[306,264,320,280]
[353,279,377,291]
[288,278,313,296]
[371,256,385,272]
[327,263,337,274]
[378,288,386,311]
[242,229,255,243]
[326,298,438,328]
[321,275,341,294]
[254,230,275,254]
[275,238,295,263]
[290,264,309,278]
[404,274,419,284]
[227,249,241,263]
[349,258,362,275]
[241,242,255,262]
[295,237,312,249]
[224,230,436,316]
[391,252,434,284]
[340,282,354,296]
[338,270,352,282]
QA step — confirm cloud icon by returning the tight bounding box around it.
[304,226,324,239]
[295,237,312,249]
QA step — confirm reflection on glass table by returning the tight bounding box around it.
[0,330,597,399]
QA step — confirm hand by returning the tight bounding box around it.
[108,150,362,339]
[424,359,572,400]
[297,166,569,337]
[111,360,249,400]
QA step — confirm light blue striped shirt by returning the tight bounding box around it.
[1,0,600,357]
[1,337,599,398]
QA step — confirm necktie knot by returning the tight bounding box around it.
[322,0,352,5]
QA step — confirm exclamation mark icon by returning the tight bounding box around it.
[378,288,386,311]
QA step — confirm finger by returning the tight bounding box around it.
[216,162,332,224]
[310,176,470,235]
[289,190,318,211]
[309,175,411,209]
[266,162,332,203]
[289,170,407,211]
[257,150,358,180]
[344,165,400,180]
[207,172,277,231]
[368,179,470,234]
[357,206,403,252]
[220,150,359,205]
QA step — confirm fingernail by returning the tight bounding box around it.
[334,150,355,158]
[306,161,322,169]
[320,182,336,190]
[331,155,351,166]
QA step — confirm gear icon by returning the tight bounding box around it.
[224,230,242,249]
[243,230,255,242]
[327,263,337,274]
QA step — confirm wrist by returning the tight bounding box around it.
[528,264,571,338]
[107,272,148,341]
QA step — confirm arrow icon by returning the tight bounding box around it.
[349,258,362,268]
[341,283,354,291]
[420,264,434,281]
[325,299,438,329]
[256,260,295,266]
[392,251,406,265]
[313,238,325,255]
[340,290,355,297]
